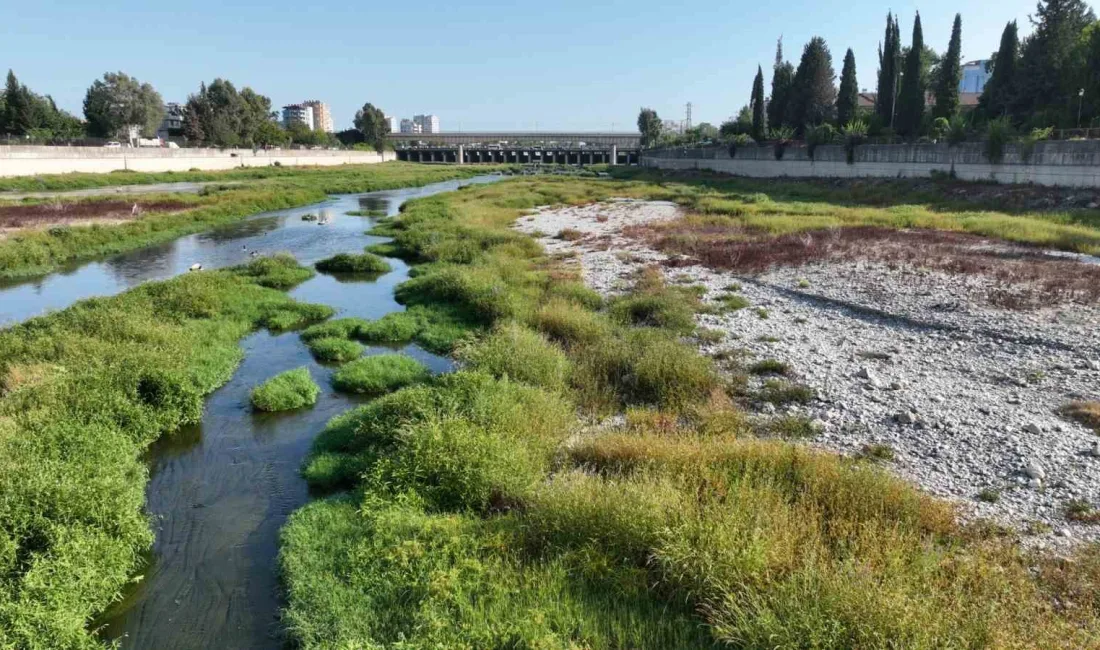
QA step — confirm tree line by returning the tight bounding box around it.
[0,70,392,151]
[639,0,1100,148]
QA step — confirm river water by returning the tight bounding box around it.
[0,175,500,649]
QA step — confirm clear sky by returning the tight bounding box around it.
[1,0,1049,132]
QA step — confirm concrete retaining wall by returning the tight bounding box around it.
[0,146,395,177]
[642,141,1100,188]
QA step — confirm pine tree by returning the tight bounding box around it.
[768,38,795,130]
[1014,0,1096,125]
[875,13,902,127]
[751,66,767,141]
[3,70,32,136]
[787,36,837,132]
[896,13,926,138]
[836,48,859,127]
[934,14,963,119]
[979,21,1019,119]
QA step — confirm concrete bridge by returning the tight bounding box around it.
[386,131,641,147]
[396,145,639,165]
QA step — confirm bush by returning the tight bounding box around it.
[533,298,614,347]
[985,117,1015,164]
[251,367,320,412]
[232,253,315,289]
[331,354,430,395]
[458,322,571,392]
[307,337,364,363]
[1020,126,1054,163]
[805,123,837,160]
[769,126,794,160]
[299,317,370,342]
[315,252,391,274]
[842,119,868,164]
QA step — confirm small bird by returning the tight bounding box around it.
[250,251,259,257]
[189,263,202,271]
[131,203,139,216]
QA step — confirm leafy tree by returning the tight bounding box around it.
[979,21,1020,119]
[3,70,33,136]
[750,65,767,141]
[1014,0,1095,125]
[768,38,795,129]
[836,48,859,127]
[1082,22,1100,125]
[934,14,964,119]
[253,119,289,148]
[896,13,926,138]
[353,102,390,153]
[239,87,274,146]
[787,36,837,133]
[83,72,164,141]
[637,107,661,147]
[183,79,275,147]
[876,13,902,127]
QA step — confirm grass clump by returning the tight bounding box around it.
[749,358,791,376]
[232,252,315,289]
[314,252,391,274]
[299,317,370,342]
[977,487,1002,504]
[759,379,816,405]
[1062,401,1100,433]
[307,337,364,363]
[1064,499,1100,524]
[331,354,430,395]
[533,298,613,347]
[859,443,897,462]
[251,367,321,412]
[608,268,701,334]
[354,311,421,343]
[717,293,750,311]
[458,322,571,392]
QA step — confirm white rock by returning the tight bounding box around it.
[1024,462,1046,480]
[1024,423,1043,435]
[1091,442,1100,458]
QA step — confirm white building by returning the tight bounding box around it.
[413,114,440,134]
[400,118,419,134]
[384,115,396,133]
[302,100,334,133]
[282,104,315,131]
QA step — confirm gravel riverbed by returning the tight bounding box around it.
[516,199,1100,548]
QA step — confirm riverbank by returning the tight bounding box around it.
[278,175,1100,648]
[0,163,499,279]
[0,255,331,650]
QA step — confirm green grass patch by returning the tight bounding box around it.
[331,354,430,395]
[306,337,364,363]
[458,322,571,392]
[251,367,321,412]
[315,252,392,275]
[354,311,422,343]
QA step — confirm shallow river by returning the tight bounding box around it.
[0,175,500,649]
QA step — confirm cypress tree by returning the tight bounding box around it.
[896,13,926,138]
[837,48,859,127]
[3,70,32,136]
[979,21,1019,119]
[875,13,901,127]
[751,65,766,141]
[787,36,837,132]
[768,38,795,130]
[934,14,963,119]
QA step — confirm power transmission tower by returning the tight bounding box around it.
[685,102,693,131]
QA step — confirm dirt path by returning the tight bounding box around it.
[0,181,240,201]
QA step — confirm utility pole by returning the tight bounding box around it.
[1079,88,1085,128]
[685,102,693,131]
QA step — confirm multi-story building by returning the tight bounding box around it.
[384,116,397,133]
[960,60,991,94]
[282,104,315,131]
[400,118,419,134]
[157,102,185,139]
[413,114,440,134]
[302,100,334,133]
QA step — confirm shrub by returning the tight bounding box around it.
[985,117,1015,164]
[250,367,320,412]
[307,337,364,363]
[299,317,370,342]
[315,252,391,274]
[533,298,614,347]
[331,354,430,395]
[458,322,571,392]
[232,253,315,289]
[805,123,837,160]
[769,126,794,160]
[727,133,754,158]
[1020,126,1054,163]
[842,119,868,164]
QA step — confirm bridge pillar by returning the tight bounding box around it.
[611,145,618,165]
[458,144,465,165]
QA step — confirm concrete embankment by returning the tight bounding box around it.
[0,146,394,177]
[643,140,1100,188]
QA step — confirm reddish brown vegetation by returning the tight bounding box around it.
[0,200,188,229]
[628,224,1100,309]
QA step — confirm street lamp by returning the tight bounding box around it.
[1079,88,1085,128]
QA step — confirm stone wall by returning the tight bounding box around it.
[642,140,1100,188]
[0,147,395,177]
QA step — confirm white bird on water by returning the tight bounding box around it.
[189,263,202,271]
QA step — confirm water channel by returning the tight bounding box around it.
[0,175,501,649]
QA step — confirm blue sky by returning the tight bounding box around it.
[1,0,1046,131]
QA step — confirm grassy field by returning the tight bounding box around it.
[0,255,329,649]
[279,175,1100,649]
[0,162,498,279]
